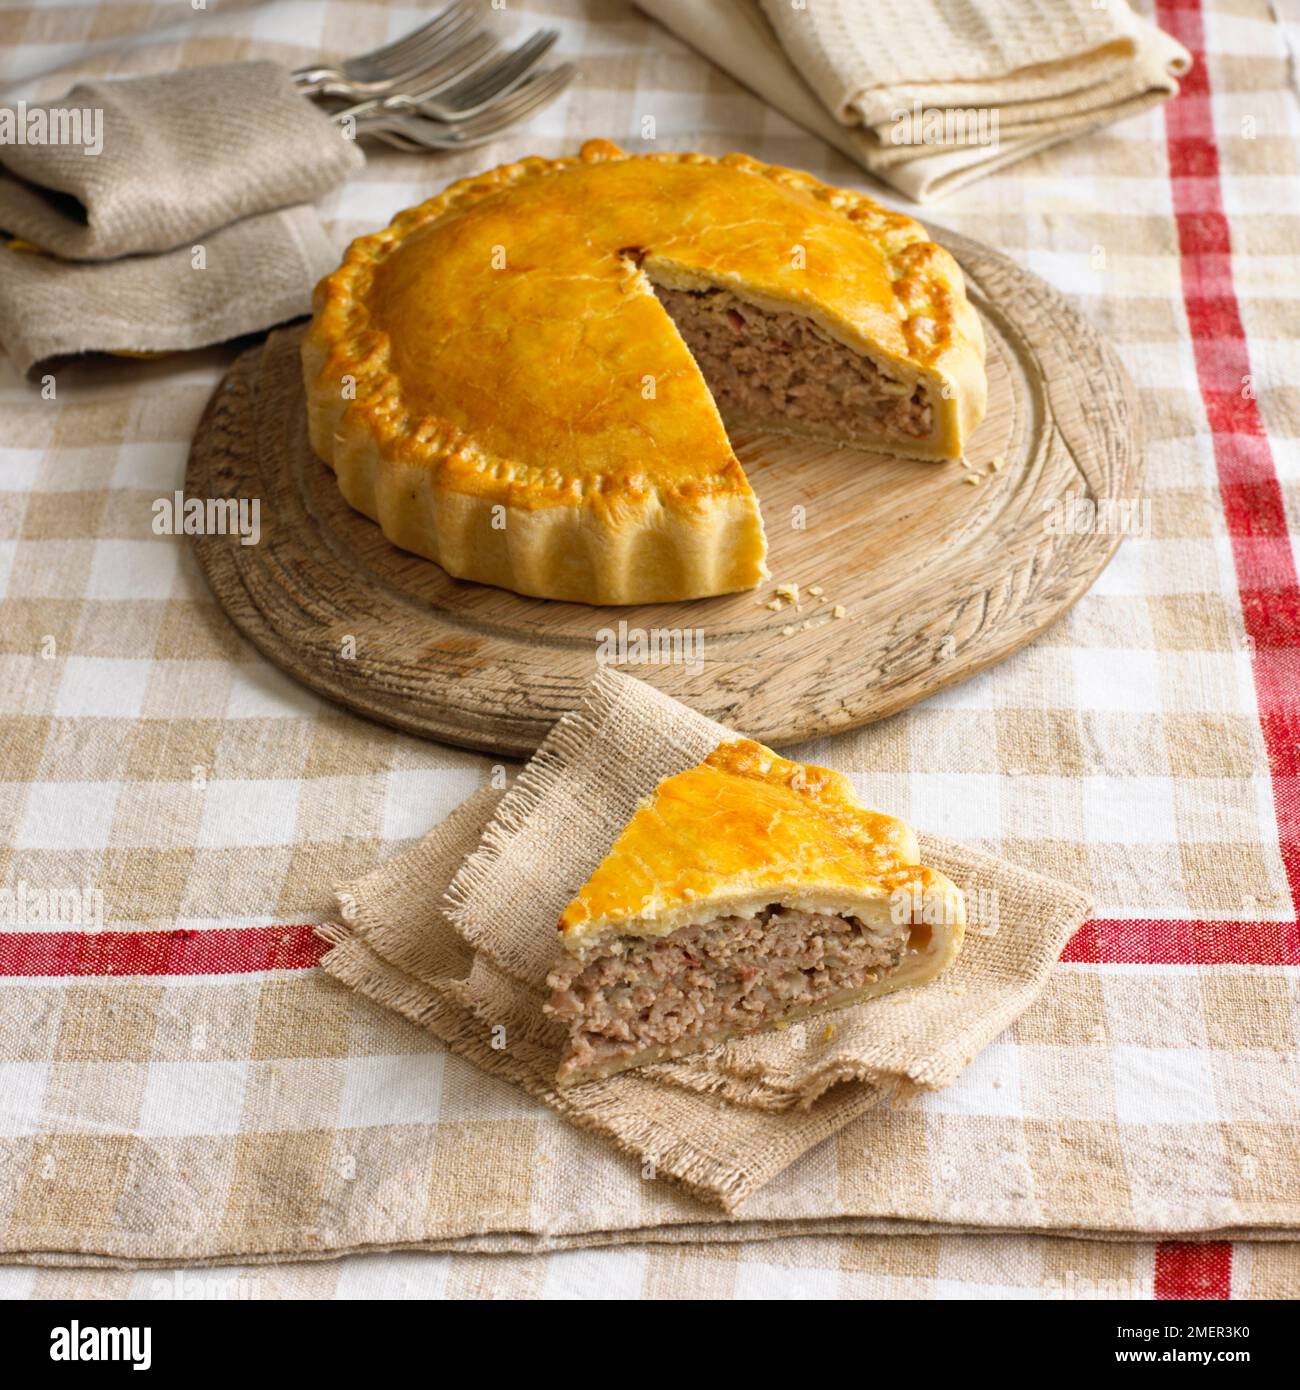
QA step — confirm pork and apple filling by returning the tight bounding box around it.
[655,285,933,442]
[546,905,912,1079]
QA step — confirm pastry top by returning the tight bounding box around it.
[558,737,963,949]
[306,139,983,518]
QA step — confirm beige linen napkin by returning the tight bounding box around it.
[636,0,1190,201]
[0,62,360,371]
[319,668,1091,1213]
[0,207,339,375]
[0,62,360,259]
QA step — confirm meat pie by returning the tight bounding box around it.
[546,738,964,1084]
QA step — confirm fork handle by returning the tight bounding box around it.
[332,96,384,123]
[291,67,338,95]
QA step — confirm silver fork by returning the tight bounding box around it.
[353,64,576,151]
[292,1,478,98]
[341,30,559,126]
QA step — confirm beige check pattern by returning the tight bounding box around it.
[1,0,1298,1298]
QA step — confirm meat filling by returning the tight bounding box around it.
[654,285,933,442]
[547,906,911,1079]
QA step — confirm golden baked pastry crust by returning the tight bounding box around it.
[559,736,964,958]
[303,139,986,604]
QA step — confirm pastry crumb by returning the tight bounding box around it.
[781,624,796,636]
[765,598,783,611]
[832,605,846,619]
[963,473,981,485]
[807,584,824,598]
[990,454,1006,471]
[775,582,800,604]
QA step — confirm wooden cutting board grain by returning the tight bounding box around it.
[188,230,1142,756]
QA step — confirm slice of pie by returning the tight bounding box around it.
[303,139,986,604]
[545,738,964,1084]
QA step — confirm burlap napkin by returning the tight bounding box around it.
[637,0,1191,201]
[0,62,360,372]
[319,668,1091,1213]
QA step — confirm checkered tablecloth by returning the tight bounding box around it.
[1,0,1298,1299]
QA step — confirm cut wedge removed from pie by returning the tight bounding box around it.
[545,738,965,1084]
[303,139,986,604]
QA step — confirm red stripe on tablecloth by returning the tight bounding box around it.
[1155,1242,1233,1300]
[0,926,327,977]
[1062,918,1300,966]
[5,912,1289,979]
[1059,0,1300,968]
[1161,0,1300,916]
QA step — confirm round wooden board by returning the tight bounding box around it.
[188,229,1142,756]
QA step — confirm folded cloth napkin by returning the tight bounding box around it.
[0,61,360,372]
[636,0,1191,202]
[319,668,1091,1213]
[0,206,339,375]
[0,61,360,259]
